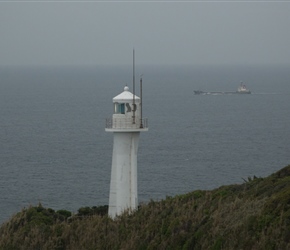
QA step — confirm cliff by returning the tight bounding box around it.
[1,165,290,250]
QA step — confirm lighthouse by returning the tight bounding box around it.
[105,75,148,219]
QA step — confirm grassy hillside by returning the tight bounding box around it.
[1,165,290,250]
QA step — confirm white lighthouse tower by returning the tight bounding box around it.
[105,74,148,219]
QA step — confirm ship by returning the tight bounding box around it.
[194,82,251,95]
[237,82,251,94]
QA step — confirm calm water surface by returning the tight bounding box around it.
[1,65,290,224]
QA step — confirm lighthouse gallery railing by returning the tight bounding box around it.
[105,118,148,129]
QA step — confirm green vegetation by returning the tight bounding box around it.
[1,165,290,249]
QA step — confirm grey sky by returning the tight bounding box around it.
[1,1,290,66]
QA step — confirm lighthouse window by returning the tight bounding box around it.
[120,104,125,114]
[114,103,125,114]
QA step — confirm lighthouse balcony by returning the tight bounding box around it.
[105,118,148,132]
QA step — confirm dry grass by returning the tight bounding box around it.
[1,165,290,250]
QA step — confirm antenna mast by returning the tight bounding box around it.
[132,49,135,124]
[140,75,143,128]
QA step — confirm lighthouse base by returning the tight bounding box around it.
[108,132,140,219]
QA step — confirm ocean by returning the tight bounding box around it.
[1,64,290,224]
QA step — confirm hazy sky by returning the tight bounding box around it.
[1,1,290,66]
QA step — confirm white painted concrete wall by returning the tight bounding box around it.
[108,132,140,218]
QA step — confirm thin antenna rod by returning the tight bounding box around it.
[132,49,135,124]
[140,75,143,128]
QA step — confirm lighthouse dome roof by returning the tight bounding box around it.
[113,86,140,102]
